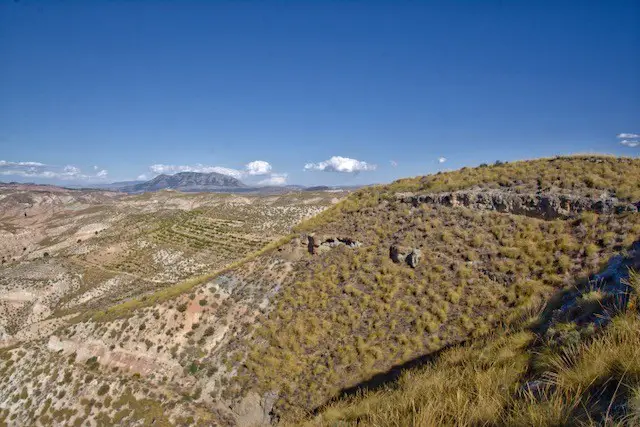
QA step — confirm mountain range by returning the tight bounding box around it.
[57,172,365,194]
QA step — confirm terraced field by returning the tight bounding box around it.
[0,188,343,347]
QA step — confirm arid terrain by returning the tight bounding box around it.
[0,156,639,426]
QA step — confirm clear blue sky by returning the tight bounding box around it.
[1,1,638,186]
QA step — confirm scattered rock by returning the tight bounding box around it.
[390,245,421,268]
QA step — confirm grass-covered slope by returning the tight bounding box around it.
[387,155,640,200]
[310,269,640,426]
[231,156,640,420]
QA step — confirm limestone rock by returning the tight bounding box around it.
[400,189,638,220]
[307,234,362,255]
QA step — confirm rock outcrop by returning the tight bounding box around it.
[390,245,421,268]
[232,391,278,426]
[544,239,640,341]
[399,190,638,220]
[306,234,362,255]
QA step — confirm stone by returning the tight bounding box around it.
[406,248,421,268]
[390,244,409,264]
[390,245,420,268]
[400,189,638,220]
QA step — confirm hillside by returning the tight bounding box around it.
[0,155,638,426]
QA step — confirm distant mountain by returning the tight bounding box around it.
[122,172,246,193]
[304,184,366,192]
[70,180,145,191]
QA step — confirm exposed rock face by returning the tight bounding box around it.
[232,390,278,426]
[306,234,362,255]
[390,245,421,268]
[399,190,638,219]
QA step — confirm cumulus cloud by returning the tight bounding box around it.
[304,156,377,173]
[438,157,447,163]
[245,160,272,175]
[390,160,398,167]
[0,160,108,181]
[258,173,288,186]
[617,133,640,139]
[617,133,639,148]
[137,174,149,181]
[617,133,640,148]
[621,140,640,148]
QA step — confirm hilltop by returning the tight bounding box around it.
[0,155,638,426]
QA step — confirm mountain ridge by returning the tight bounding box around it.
[122,171,246,193]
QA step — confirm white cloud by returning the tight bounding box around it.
[438,157,447,163]
[617,133,640,139]
[304,156,377,173]
[93,165,99,170]
[390,160,398,167]
[63,165,81,176]
[137,174,149,181]
[0,160,45,167]
[245,160,272,175]
[0,161,108,181]
[621,140,640,148]
[258,173,288,186]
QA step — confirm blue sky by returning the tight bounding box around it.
[1,1,638,186]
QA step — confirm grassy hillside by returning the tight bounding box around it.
[230,156,640,420]
[386,155,640,200]
[310,270,640,426]
[297,155,640,232]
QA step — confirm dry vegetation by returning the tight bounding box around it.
[0,155,638,426]
[240,200,639,418]
[229,156,640,421]
[387,155,640,201]
[309,270,640,426]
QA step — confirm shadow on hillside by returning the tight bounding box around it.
[311,239,640,417]
[310,341,458,415]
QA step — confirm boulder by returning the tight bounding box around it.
[306,234,321,255]
[390,245,420,268]
[406,248,421,268]
[390,244,410,264]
